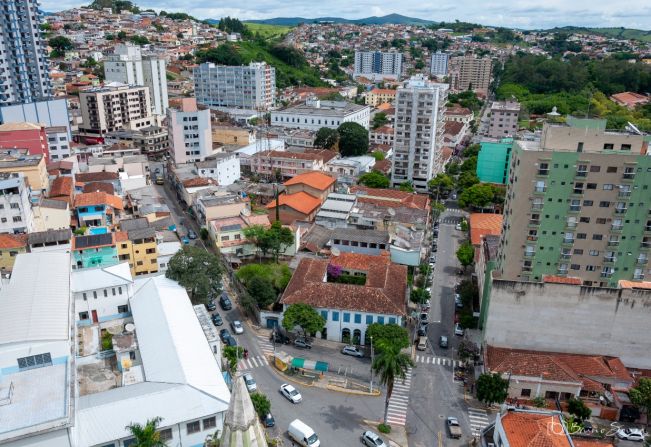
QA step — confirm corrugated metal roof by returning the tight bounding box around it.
[71,262,133,292]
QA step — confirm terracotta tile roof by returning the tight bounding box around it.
[82,181,115,195]
[283,172,335,191]
[49,176,73,198]
[444,121,464,136]
[618,280,651,289]
[543,275,583,285]
[115,231,129,242]
[332,252,390,271]
[0,233,28,249]
[349,186,429,210]
[266,191,322,215]
[280,254,408,316]
[500,412,572,447]
[75,171,119,182]
[371,125,394,135]
[373,159,391,174]
[610,92,649,107]
[469,213,503,245]
[370,88,397,96]
[376,103,394,112]
[446,106,473,116]
[182,177,215,188]
[572,439,614,447]
[74,191,124,210]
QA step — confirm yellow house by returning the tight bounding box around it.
[116,228,159,277]
[0,152,49,193]
[365,88,397,107]
[0,234,28,271]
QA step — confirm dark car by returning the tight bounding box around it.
[270,331,290,344]
[225,336,237,347]
[417,326,428,337]
[219,293,233,311]
[219,329,231,343]
[188,229,197,240]
[211,313,223,326]
[206,300,217,312]
[263,413,275,428]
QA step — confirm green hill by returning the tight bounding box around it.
[244,23,293,39]
[548,26,651,42]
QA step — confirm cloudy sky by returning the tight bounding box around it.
[42,0,651,29]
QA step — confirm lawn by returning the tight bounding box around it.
[244,23,293,39]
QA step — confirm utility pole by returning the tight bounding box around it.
[369,336,374,393]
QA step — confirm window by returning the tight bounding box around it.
[93,291,97,299]
[587,183,597,189]
[596,218,607,224]
[589,250,599,256]
[82,292,87,300]
[158,429,173,442]
[579,217,590,223]
[17,353,52,370]
[123,439,136,447]
[603,143,614,150]
[592,234,603,241]
[203,417,216,430]
[599,201,610,208]
[603,184,614,190]
[112,288,116,296]
[187,421,201,434]
[586,265,596,271]
[366,315,373,324]
[79,311,89,320]
[332,311,339,322]
[521,389,532,397]
[354,314,362,324]
[117,305,129,314]
[571,264,580,270]
[343,313,350,323]
[606,166,618,173]
[573,249,584,255]
[321,310,328,321]
[590,165,601,172]
[388,317,396,324]
[583,200,593,206]
[577,233,587,239]
[621,144,631,151]
[545,391,559,399]
[377,316,385,324]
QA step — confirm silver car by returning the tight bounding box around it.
[243,372,257,392]
[361,430,387,447]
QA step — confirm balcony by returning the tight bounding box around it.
[524,252,536,258]
[634,274,645,280]
[603,256,617,264]
[641,242,651,250]
[615,208,627,215]
[611,224,623,232]
[569,205,581,213]
[526,235,538,242]
[644,226,651,233]
[537,168,549,176]
[622,172,636,181]
[636,257,648,265]
[562,238,575,245]
[566,221,578,229]
[557,268,569,275]
[618,191,631,198]
[600,272,613,278]
[528,219,541,227]
[531,203,544,210]
[607,240,620,247]
[560,253,572,260]
[575,170,588,178]
[533,187,546,194]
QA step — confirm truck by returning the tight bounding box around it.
[447,416,462,439]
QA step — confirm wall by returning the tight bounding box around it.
[73,246,119,270]
[0,160,49,193]
[74,284,132,325]
[0,246,26,270]
[484,280,651,368]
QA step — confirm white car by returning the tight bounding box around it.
[342,345,364,357]
[243,372,257,392]
[454,323,464,336]
[455,223,463,231]
[231,320,244,334]
[280,383,302,404]
[616,428,646,441]
[361,430,387,447]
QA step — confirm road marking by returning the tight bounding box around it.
[468,408,490,436]
[385,367,413,426]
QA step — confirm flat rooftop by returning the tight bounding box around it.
[277,100,368,117]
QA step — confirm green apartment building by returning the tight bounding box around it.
[496,120,651,287]
[476,139,513,184]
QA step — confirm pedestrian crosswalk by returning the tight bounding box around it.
[237,355,269,371]
[468,408,490,436]
[440,216,463,224]
[385,368,412,426]
[414,355,463,367]
[256,334,275,356]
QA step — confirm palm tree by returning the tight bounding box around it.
[125,417,167,447]
[372,340,415,425]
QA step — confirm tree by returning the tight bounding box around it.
[567,398,591,421]
[314,127,339,149]
[117,30,127,40]
[456,241,474,270]
[372,340,415,424]
[428,173,454,196]
[476,373,509,406]
[282,303,325,337]
[250,392,271,419]
[460,156,478,173]
[130,35,150,46]
[195,43,244,66]
[337,122,369,156]
[457,340,479,362]
[243,222,294,262]
[48,36,73,57]
[247,276,277,308]
[630,377,651,426]
[398,181,415,192]
[125,417,167,447]
[410,287,429,304]
[458,183,496,209]
[457,171,480,191]
[446,161,460,176]
[463,143,481,158]
[223,345,245,371]
[371,112,388,129]
[371,151,385,161]
[358,171,390,188]
[236,263,292,292]
[366,324,410,350]
[165,246,222,303]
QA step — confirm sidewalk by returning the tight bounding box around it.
[362,420,408,447]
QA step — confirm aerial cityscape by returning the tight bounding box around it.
[1,1,651,447]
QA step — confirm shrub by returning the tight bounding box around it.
[378,423,391,434]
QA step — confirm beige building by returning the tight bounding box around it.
[488,100,520,139]
[497,119,650,287]
[78,84,155,137]
[33,198,71,231]
[249,149,337,179]
[449,55,492,94]
[365,88,397,107]
[0,151,49,194]
[196,192,250,227]
[212,125,253,146]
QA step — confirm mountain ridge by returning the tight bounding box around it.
[235,14,435,26]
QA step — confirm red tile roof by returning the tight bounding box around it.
[0,233,28,249]
[469,213,503,245]
[49,176,73,198]
[283,171,336,191]
[543,275,583,285]
[618,280,651,289]
[349,186,429,210]
[74,192,124,210]
[182,177,215,188]
[266,191,322,215]
[610,92,649,108]
[500,412,572,447]
[281,254,408,316]
[75,171,119,182]
[444,121,464,136]
[82,181,115,195]
[446,106,473,116]
[373,159,392,174]
[369,88,397,96]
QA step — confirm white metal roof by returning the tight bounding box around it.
[0,252,71,345]
[70,262,133,293]
[130,276,230,404]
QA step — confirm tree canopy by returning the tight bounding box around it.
[456,241,474,269]
[337,122,369,156]
[243,221,294,262]
[371,112,389,129]
[250,392,271,419]
[476,373,509,406]
[365,323,410,350]
[399,181,415,192]
[195,43,244,66]
[372,340,415,424]
[630,377,651,419]
[165,246,221,303]
[458,183,502,209]
[246,276,277,308]
[358,171,390,188]
[125,417,167,447]
[428,173,455,196]
[282,303,325,336]
[48,36,74,57]
[314,127,339,149]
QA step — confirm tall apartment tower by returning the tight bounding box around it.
[104,44,169,115]
[193,62,276,111]
[353,51,403,81]
[430,51,449,77]
[497,118,651,288]
[167,98,213,164]
[0,0,53,107]
[449,55,492,94]
[391,76,448,192]
[487,100,520,139]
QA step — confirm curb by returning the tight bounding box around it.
[326,383,381,396]
[362,420,407,447]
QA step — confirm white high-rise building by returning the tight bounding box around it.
[391,76,448,192]
[0,0,52,107]
[430,51,449,77]
[167,98,214,164]
[353,51,403,81]
[104,44,169,115]
[194,62,276,111]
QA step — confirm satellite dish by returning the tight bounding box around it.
[387,208,396,217]
[124,323,136,333]
[331,247,340,256]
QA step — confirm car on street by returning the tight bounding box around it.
[341,345,364,357]
[447,416,462,439]
[188,229,197,240]
[455,294,463,308]
[417,325,428,337]
[231,320,244,334]
[225,336,237,347]
[270,331,290,344]
[454,323,464,336]
[451,192,457,200]
[433,221,439,228]
[155,175,164,185]
[455,222,463,231]
[206,300,217,312]
[616,428,646,441]
[429,254,436,263]
[361,430,387,447]
[439,335,449,348]
[431,245,437,252]
[219,329,231,342]
[293,338,312,349]
[280,383,302,403]
[219,293,232,310]
[263,412,275,428]
[154,167,161,174]
[211,313,223,326]
[242,372,257,392]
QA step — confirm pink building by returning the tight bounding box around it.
[0,122,49,160]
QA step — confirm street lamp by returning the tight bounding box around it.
[369,335,374,393]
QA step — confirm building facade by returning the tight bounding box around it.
[449,55,492,94]
[391,76,448,191]
[476,139,513,184]
[196,153,241,186]
[46,126,72,160]
[167,98,214,164]
[488,100,520,139]
[430,51,449,77]
[271,98,370,131]
[0,122,49,160]
[354,51,403,81]
[0,0,52,107]
[497,120,651,286]
[194,62,276,110]
[0,173,34,233]
[104,44,169,115]
[365,88,396,107]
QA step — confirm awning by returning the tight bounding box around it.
[291,358,305,368]
[290,358,328,372]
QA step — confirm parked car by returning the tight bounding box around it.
[206,300,217,312]
[616,428,646,441]
[211,313,223,326]
[280,383,302,404]
[454,294,463,308]
[294,338,312,349]
[155,175,164,185]
[181,236,190,245]
[243,372,257,392]
[270,331,290,344]
[417,326,428,337]
[219,293,232,310]
[231,320,244,334]
[225,336,237,347]
[431,245,438,252]
[361,430,387,447]
[420,312,429,322]
[188,229,197,240]
[454,323,464,336]
[341,345,364,357]
[219,329,231,343]
[263,412,275,428]
[429,254,437,263]
[439,335,449,348]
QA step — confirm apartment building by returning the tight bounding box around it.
[196,153,241,186]
[117,218,159,277]
[249,149,337,179]
[449,55,492,94]
[488,100,520,139]
[104,44,169,115]
[0,0,52,107]
[497,119,651,287]
[391,76,448,192]
[430,51,449,77]
[78,84,155,138]
[353,51,403,81]
[271,97,370,131]
[0,122,49,159]
[194,62,276,110]
[365,88,397,107]
[167,98,213,164]
[0,173,34,233]
[0,150,49,194]
[46,126,72,160]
